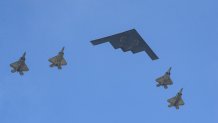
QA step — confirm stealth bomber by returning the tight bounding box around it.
[91,29,159,60]
[48,47,67,69]
[10,52,29,75]
[156,67,173,89]
[167,88,185,109]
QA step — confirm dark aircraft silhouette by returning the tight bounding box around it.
[91,29,159,60]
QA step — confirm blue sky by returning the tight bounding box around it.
[0,0,218,123]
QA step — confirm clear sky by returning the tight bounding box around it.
[0,0,218,123]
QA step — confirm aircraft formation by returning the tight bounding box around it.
[10,47,67,75]
[9,29,184,110]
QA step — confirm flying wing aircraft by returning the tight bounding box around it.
[90,29,159,60]
[48,47,67,69]
[167,88,185,109]
[10,52,29,75]
[156,67,173,89]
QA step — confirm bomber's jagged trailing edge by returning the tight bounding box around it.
[156,67,173,89]
[167,88,185,109]
[48,47,67,69]
[91,29,159,60]
[10,52,29,76]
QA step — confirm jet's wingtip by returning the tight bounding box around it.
[90,40,97,45]
[151,57,159,60]
[143,50,159,60]
[90,39,109,46]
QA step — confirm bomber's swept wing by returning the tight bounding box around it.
[91,29,159,60]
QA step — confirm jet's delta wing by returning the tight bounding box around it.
[49,56,67,66]
[91,29,159,60]
[20,63,29,71]
[178,97,185,105]
[10,61,29,72]
[10,61,20,69]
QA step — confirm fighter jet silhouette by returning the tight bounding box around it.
[167,88,185,109]
[48,47,67,69]
[91,29,159,60]
[156,67,173,89]
[10,52,29,75]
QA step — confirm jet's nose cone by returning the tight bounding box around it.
[61,47,65,52]
[168,67,172,72]
[23,52,26,57]
[166,67,172,75]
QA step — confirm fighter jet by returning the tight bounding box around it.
[167,88,185,109]
[91,29,159,60]
[155,67,173,89]
[48,47,67,69]
[10,52,29,75]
